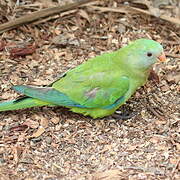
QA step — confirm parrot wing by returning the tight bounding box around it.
[12,86,86,107]
[69,75,130,109]
[13,75,129,109]
[13,52,130,109]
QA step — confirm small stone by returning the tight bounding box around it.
[117,24,126,34]
[0,158,5,164]
[55,124,62,131]
[45,136,52,144]
[31,136,42,143]
[161,85,169,92]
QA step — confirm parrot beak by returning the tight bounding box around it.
[158,52,166,62]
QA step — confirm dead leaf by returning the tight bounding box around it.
[152,0,170,8]
[176,143,180,151]
[51,117,60,125]
[12,146,18,164]
[78,9,90,22]
[149,69,160,83]
[17,133,26,142]
[156,144,168,151]
[128,145,137,151]
[166,73,180,83]
[36,0,56,8]
[149,136,160,143]
[52,33,79,47]
[155,120,167,125]
[30,126,45,138]
[12,145,23,164]
[24,119,39,129]
[40,117,49,128]
[161,85,170,92]
[9,44,36,58]
[149,7,161,17]
[91,169,122,180]
[24,178,36,180]
[0,40,6,51]
[170,158,180,165]
[9,124,28,132]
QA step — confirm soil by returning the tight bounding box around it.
[0,0,179,179]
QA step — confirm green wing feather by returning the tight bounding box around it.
[52,52,130,107]
[12,75,129,109]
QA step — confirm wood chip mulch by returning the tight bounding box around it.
[0,0,179,179]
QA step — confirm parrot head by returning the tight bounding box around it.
[124,39,166,70]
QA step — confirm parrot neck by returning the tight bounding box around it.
[120,61,151,84]
[117,58,151,80]
[132,67,150,79]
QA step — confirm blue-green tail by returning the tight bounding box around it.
[0,97,49,112]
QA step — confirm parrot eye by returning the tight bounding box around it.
[147,52,152,57]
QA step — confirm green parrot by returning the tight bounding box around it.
[0,39,166,118]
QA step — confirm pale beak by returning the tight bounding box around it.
[158,51,166,62]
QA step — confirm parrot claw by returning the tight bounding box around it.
[111,112,137,120]
[112,106,137,120]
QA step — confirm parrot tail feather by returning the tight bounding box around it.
[0,97,49,112]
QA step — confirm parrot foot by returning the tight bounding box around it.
[111,112,136,120]
[112,106,137,120]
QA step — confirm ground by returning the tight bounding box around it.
[0,0,179,179]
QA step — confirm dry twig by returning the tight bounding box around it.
[0,0,97,34]
[165,53,180,59]
[89,5,180,26]
[171,159,180,179]
[145,105,165,120]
